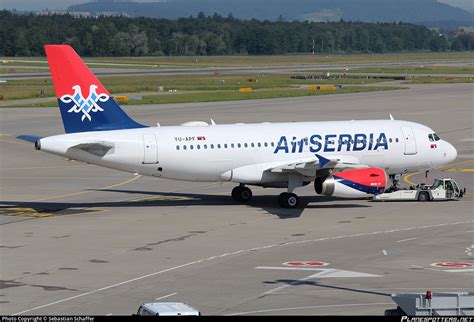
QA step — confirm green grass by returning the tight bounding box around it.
[0,73,389,101]
[2,51,472,68]
[9,86,405,107]
[405,76,474,84]
[0,67,48,74]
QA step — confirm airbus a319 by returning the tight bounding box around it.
[19,45,457,208]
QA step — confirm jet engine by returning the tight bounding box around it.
[314,168,388,198]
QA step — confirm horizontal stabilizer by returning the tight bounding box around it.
[70,142,114,157]
[16,135,42,143]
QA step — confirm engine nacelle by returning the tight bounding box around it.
[314,168,388,198]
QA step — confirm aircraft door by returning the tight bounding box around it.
[142,134,158,164]
[401,127,417,155]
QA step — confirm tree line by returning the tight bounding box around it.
[0,10,471,57]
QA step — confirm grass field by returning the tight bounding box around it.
[0,73,391,101]
[11,86,405,108]
[405,76,474,84]
[340,66,474,75]
[0,67,48,74]
[2,51,473,68]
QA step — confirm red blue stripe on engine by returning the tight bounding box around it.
[333,168,387,195]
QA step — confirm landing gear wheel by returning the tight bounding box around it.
[231,186,252,202]
[278,192,299,208]
[418,191,429,202]
[278,192,288,206]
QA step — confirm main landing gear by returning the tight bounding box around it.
[231,174,302,209]
[231,184,253,202]
[277,192,299,208]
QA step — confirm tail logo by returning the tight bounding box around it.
[60,85,109,122]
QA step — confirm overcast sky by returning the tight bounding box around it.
[2,0,472,12]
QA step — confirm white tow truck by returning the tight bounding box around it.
[374,178,465,202]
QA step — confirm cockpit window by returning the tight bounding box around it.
[428,134,434,142]
[433,133,441,141]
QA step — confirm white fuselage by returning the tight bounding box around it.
[38,120,457,186]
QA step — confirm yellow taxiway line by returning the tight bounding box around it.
[403,160,474,185]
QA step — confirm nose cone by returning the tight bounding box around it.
[445,142,457,163]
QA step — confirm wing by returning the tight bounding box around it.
[270,154,368,177]
[220,154,369,184]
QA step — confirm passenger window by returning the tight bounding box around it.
[190,145,194,150]
[251,143,255,147]
[197,145,200,149]
[211,144,214,149]
[244,143,248,148]
[176,146,180,150]
[271,142,275,147]
[238,143,241,148]
[231,143,235,148]
[224,144,228,148]
[389,138,392,143]
[217,144,221,149]
[204,144,207,149]
[395,138,399,143]
[183,145,187,150]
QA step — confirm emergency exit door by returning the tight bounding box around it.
[401,127,417,155]
[142,134,158,164]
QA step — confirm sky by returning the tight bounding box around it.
[2,0,473,12]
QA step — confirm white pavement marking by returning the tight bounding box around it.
[12,220,472,315]
[256,266,380,278]
[264,272,321,295]
[256,266,327,271]
[155,292,178,301]
[225,302,393,315]
[383,250,388,256]
[106,313,112,316]
[411,265,474,275]
[444,268,474,273]
[397,238,418,243]
[411,265,443,272]
[12,261,202,316]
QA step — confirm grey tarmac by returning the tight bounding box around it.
[0,82,473,315]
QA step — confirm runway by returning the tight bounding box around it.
[2,58,473,80]
[0,82,473,315]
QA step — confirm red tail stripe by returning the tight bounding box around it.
[45,45,110,99]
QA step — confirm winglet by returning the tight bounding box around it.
[315,154,331,168]
[389,114,395,120]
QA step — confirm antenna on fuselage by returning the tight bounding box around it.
[210,119,216,125]
[389,114,395,120]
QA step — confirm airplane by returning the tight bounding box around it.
[18,45,458,208]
